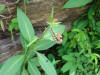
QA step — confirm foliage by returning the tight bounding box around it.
[8,18,19,40]
[0,8,65,75]
[63,0,93,8]
[57,0,100,75]
[0,5,5,12]
[0,0,100,75]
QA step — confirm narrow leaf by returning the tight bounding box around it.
[37,53,57,75]
[28,61,41,75]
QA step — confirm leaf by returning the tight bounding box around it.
[97,71,100,75]
[0,64,2,69]
[44,25,65,41]
[0,5,6,12]
[61,62,76,73]
[8,18,19,31]
[61,63,71,73]
[96,21,100,33]
[88,4,95,19]
[20,34,28,49]
[37,53,57,75]
[69,68,76,75]
[17,8,35,42]
[28,61,41,75]
[0,55,24,75]
[62,55,75,61]
[34,39,56,51]
[30,57,40,66]
[22,69,29,75]
[34,25,65,51]
[73,19,88,29]
[63,0,93,8]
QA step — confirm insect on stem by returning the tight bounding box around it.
[50,28,62,44]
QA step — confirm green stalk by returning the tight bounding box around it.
[22,26,50,70]
[24,0,26,14]
[26,26,50,58]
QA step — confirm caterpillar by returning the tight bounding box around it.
[50,28,62,44]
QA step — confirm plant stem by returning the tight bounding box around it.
[24,0,26,14]
[22,26,50,69]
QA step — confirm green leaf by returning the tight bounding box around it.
[8,18,19,31]
[63,0,93,8]
[0,55,24,75]
[20,34,28,49]
[96,21,100,33]
[73,19,88,29]
[30,57,40,67]
[22,69,29,75]
[17,8,35,42]
[61,62,76,73]
[34,39,56,51]
[62,55,75,61]
[44,25,65,41]
[0,5,6,12]
[97,71,100,75]
[28,61,41,75]
[37,53,57,75]
[88,4,95,19]
[0,64,2,69]
[61,63,71,73]
[69,68,76,75]
[34,25,65,51]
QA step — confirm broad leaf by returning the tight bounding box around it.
[17,8,36,42]
[28,61,41,75]
[63,0,93,8]
[37,53,57,75]
[34,25,65,51]
[43,25,65,40]
[0,55,24,75]
[34,39,56,50]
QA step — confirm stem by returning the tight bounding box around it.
[26,26,50,57]
[24,0,26,14]
[22,26,50,68]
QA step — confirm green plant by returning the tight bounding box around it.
[0,5,6,12]
[63,0,93,8]
[56,0,100,75]
[8,18,19,40]
[0,8,65,75]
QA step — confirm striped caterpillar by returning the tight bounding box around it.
[50,28,62,44]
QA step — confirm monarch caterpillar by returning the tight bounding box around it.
[50,28,62,44]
